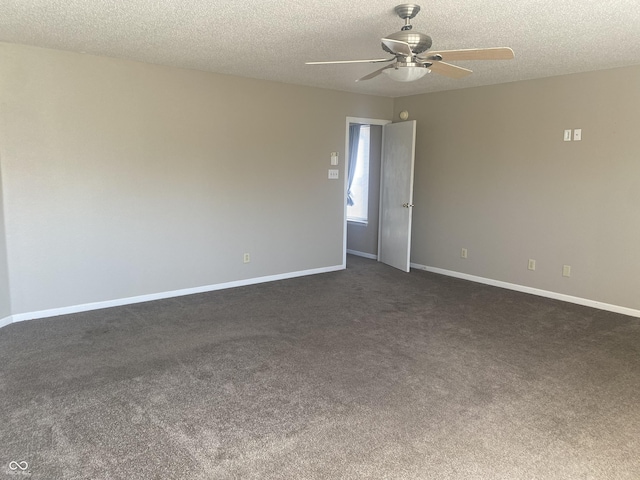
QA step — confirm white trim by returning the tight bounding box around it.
[346,249,377,260]
[347,218,368,226]
[346,117,392,127]
[0,315,12,329]
[5,262,637,328]
[5,265,344,326]
[411,262,640,319]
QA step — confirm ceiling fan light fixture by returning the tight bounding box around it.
[383,65,430,82]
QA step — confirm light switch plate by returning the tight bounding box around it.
[328,169,339,179]
[564,129,572,141]
[573,129,582,141]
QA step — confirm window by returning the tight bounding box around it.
[347,125,370,224]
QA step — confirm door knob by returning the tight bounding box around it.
[402,203,415,208]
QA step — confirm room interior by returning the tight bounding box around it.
[1,0,640,477]
[1,43,638,324]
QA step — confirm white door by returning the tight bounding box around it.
[378,121,417,272]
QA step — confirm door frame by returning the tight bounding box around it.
[343,117,391,267]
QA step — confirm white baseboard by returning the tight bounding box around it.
[6,262,637,328]
[411,263,640,319]
[6,264,345,327]
[0,315,12,329]
[346,249,378,260]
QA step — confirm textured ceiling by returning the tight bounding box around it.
[2,0,640,97]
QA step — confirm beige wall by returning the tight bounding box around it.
[0,169,10,319]
[395,65,640,310]
[347,125,382,256]
[0,43,392,314]
[1,41,638,317]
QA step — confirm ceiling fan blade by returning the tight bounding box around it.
[420,47,514,62]
[306,58,394,65]
[381,38,414,57]
[428,61,473,79]
[356,65,394,82]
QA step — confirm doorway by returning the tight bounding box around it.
[343,117,389,266]
[342,117,417,272]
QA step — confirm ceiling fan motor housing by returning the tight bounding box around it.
[382,30,432,55]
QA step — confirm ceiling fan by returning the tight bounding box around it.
[306,4,514,82]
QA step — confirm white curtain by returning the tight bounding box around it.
[347,124,361,206]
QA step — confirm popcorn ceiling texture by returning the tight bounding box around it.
[1,0,640,97]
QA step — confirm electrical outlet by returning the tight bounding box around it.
[573,129,582,141]
[461,248,468,259]
[528,259,536,271]
[563,265,571,277]
[243,253,250,263]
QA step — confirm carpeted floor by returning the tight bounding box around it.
[1,255,639,479]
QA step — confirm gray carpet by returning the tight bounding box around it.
[1,255,639,479]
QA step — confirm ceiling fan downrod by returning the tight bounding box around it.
[395,4,420,30]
